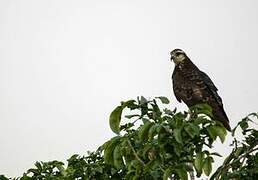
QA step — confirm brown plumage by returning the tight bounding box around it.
[170,49,231,131]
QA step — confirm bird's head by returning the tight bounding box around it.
[170,49,187,65]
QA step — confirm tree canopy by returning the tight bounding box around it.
[1,96,258,180]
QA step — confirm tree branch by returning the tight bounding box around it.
[127,139,145,166]
[214,143,258,179]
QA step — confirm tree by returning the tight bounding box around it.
[1,96,258,180]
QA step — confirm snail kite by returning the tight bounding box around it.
[170,49,231,131]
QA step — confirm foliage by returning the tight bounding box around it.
[0,96,257,180]
[210,113,258,180]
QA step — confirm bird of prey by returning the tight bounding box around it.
[170,49,231,131]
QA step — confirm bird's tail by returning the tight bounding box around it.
[213,106,231,131]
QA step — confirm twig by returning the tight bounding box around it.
[188,163,195,180]
[214,144,258,179]
[127,139,145,166]
[189,170,195,180]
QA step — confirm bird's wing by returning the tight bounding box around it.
[198,70,231,130]
[172,77,182,102]
[199,71,222,106]
[199,71,217,91]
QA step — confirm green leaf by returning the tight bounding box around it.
[193,116,211,125]
[164,108,175,115]
[113,145,124,169]
[151,101,162,119]
[20,176,33,180]
[156,96,170,104]
[207,125,217,140]
[163,167,174,180]
[148,124,158,140]
[174,128,183,144]
[175,168,188,180]
[139,121,153,141]
[125,114,140,119]
[121,100,137,109]
[56,163,66,176]
[174,113,184,128]
[239,120,248,131]
[214,125,227,143]
[34,161,42,171]
[109,100,138,134]
[109,106,123,134]
[27,168,40,175]
[125,170,136,180]
[140,96,148,104]
[184,123,200,138]
[190,103,213,117]
[142,117,149,124]
[234,147,244,157]
[139,96,148,116]
[95,166,104,173]
[158,126,167,144]
[173,142,181,157]
[104,136,121,165]
[0,175,9,180]
[143,160,156,173]
[129,160,142,170]
[203,156,213,176]
[194,152,204,177]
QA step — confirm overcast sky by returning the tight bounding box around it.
[1,0,258,177]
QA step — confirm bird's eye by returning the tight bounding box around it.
[175,52,181,56]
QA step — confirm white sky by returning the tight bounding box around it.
[1,0,258,177]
